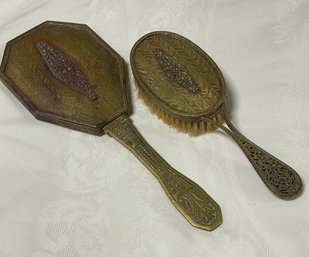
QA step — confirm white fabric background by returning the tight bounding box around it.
[0,0,308,256]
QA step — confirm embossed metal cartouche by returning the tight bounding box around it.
[0,21,222,231]
[130,31,302,199]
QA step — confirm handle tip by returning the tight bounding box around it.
[175,188,223,231]
[190,205,223,231]
[274,172,302,199]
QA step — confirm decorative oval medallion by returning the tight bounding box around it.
[153,48,200,94]
[36,40,98,100]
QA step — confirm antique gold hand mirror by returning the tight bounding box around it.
[130,31,302,199]
[0,22,222,231]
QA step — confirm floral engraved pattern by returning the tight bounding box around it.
[107,117,220,227]
[132,33,224,115]
[177,188,217,225]
[234,132,301,197]
[153,48,200,93]
[36,40,98,100]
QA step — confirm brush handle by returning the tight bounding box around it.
[218,107,302,198]
[104,115,222,231]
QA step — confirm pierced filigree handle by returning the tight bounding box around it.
[104,115,222,231]
[213,107,302,198]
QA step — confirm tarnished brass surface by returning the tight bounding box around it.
[131,32,226,119]
[35,40,98,100]
[153,48,201,93]
[131,31,302,199]
[104,115,222,230]
[0,21,129,135]
[0,21,222,230]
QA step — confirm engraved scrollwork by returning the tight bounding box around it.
[153,48,200,94]
[177,187,218,225]
[234,132,301,197]
[36,40,98,100]
[105,116,221,228]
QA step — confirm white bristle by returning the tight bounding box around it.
[137,87,224,137]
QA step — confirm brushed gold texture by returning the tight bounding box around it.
[0,21,222,231]
[130,31,302,199]
[0,20,129,135]
[104,115,222,230]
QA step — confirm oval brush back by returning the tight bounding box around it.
[130,31,226,136]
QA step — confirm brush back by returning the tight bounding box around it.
[131,31,226,123]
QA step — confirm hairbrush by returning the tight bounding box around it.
[130,31,302,199]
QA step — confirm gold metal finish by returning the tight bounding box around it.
[130,31,302,199]
[153,48,201,93]
[0,21,222,230]
[35,40,98,100]
[204,105,302,198]
[0,21,129,135]
[104,115,222,230]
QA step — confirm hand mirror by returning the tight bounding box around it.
[0,21,222,231]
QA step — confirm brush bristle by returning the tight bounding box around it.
[137,87,224,137]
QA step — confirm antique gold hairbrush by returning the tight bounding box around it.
[130,31,302,199]
[0,21,222,231]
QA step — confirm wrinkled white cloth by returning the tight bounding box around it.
[0,1,308,256]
